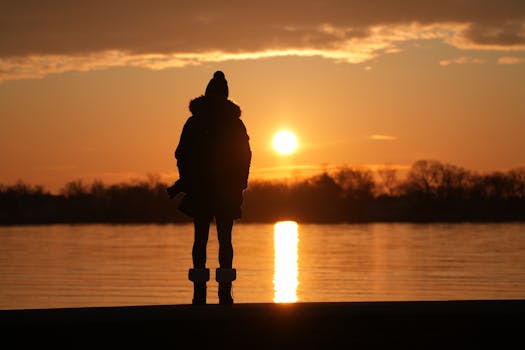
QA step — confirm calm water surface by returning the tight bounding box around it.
[1,222,524,309]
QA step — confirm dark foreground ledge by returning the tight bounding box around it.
[2,300,524,348]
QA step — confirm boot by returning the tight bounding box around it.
[192,283,206,305]
[216,268,236,305]
[188,268,210,305]
[218,282,233,305]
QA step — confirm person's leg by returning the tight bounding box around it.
[216,218,233,268]
[193,219,210,268]
[216,218,235,305]
[190,218,211,305]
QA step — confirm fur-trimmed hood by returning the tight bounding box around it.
[189,95,241,119]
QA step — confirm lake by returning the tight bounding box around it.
[1,222,524,309]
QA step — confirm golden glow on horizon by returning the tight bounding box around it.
[273,221,299,303]
[272,130,298,155]
[2,43,525,192]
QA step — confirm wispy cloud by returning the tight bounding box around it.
[370,134,398,141]
[0,25,451,81]
[33,164,79,171]
[1,1,525,80]
[497,56,525,64]
[439,56,486,66]
[251,164,320,177]
[365,163,411,171]
[75,171,181,186]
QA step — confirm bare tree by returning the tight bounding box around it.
[403,160,471,198]
[334,166,375,200]
[377,165,398,196]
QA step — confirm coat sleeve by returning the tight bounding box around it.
[174,117,196,186]
[238,120,252,190]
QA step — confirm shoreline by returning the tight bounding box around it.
[2,300,524,347]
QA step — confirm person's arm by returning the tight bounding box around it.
[175,117,196,189]
[238,120,252,190]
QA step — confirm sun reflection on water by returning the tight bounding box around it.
[273,221,299,303]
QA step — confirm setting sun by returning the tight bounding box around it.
[273,130,298,155]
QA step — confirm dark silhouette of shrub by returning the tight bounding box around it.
[1,160,524,224]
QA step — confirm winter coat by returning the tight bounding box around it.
[175,95,251,219]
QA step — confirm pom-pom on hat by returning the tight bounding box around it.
[205,71,229,99]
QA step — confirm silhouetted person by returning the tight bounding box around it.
[170,71,251,305]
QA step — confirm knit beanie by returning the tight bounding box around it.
[205,71,229,99]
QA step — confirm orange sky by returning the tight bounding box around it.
[1,1,525,192]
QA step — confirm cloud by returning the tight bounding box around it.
[1,1,525,80]
[250,164,323,181]
[449,20,525,50]
[439,56,486,66]
[370,134,398,141]
[497,56,525,64]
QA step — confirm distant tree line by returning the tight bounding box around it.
[1,160,524,224]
